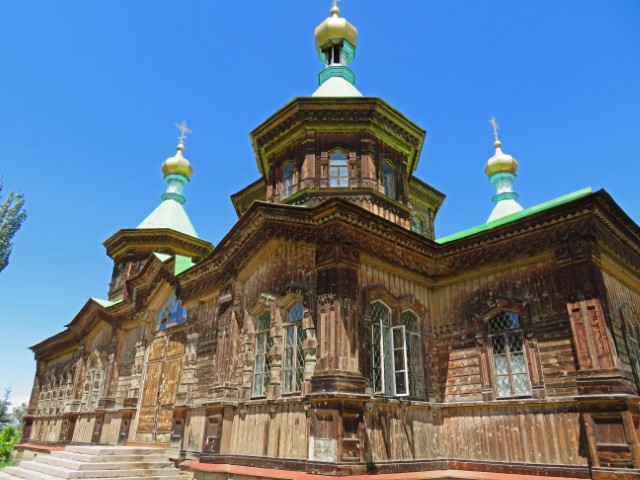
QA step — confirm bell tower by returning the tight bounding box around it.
[232,5,444,239]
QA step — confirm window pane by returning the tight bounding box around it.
[494,354,509,376]
[330,152,348,188]
[371,323,383,393]
[491,335,505,354]
[489,312,520,332]
[287,302,303,323]
[395,373,407,394]
[508,333,524,353]
[402,311,419,332]
[510,353,527,374]
[258,312,271,331]
[513,374,531,395]
[496,375,511,397]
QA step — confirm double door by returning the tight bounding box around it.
[136,334,184,443]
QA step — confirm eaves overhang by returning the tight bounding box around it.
[103,228,213,262]
[250,97,426,178]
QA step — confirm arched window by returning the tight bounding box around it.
[252,311,272,398]
[370,301,424,398]
[282,162,294,199]
[411,215,423,234]
[283,302,305,394]
[329,151,349,187]
[382,161,396,199]
[488,312,531,397]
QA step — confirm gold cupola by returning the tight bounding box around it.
[314,3,358,51]
[484,118,518,177]
[162,143,194,179]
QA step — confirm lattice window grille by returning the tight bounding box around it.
[252,311,272,398]
[283,302,305,394]
[371,302,410,397]
[488,312,531,398]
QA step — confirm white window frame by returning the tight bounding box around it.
[329,151,349,188]
[370,301,410,397]
[488,311,532,398]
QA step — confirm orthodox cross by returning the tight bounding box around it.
[490,117,500,143]
[332,0,340,8]
[175,121,192,145]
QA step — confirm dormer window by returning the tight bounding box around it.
[330,151,348,187]
[323,44,343,66]
[282,162,294,199]
[383,161,396,199]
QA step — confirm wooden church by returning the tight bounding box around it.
[20,4,640,480]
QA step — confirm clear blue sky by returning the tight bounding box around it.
[1,1,639,406]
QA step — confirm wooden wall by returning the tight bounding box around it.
[364,403,442,461]
[99,412,121,445]
[430,258,579,402]
[441,405,588,466]
[227,403,306,459]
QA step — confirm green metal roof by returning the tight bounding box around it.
[436,187,593,244]
[90,298,122,308]
[137,198,198,238]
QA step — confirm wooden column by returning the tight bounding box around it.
[311,242,365,394]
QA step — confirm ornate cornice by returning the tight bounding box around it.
[103,228,213,262]
[409,176,446,213]
[250,97,426,177]
[230,178,267,218]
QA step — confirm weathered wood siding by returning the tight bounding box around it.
[183,407,206,453]
[430,259,579,401]
[72,415,95,443]
[99,412,121,445]
[601,267,640,378]
[441,405,588,466]
[228,403,306,459]
[364,404,442,461]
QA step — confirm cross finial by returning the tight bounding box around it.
[332,0,340,7]
[331,0,340,14]
[489,117,500,143]
[175,121,192,146]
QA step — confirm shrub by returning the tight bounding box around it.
[0,424,19,465]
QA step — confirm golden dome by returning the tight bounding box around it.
[484,140,519,177]
[314,4,358,49]
[162,144,193,179]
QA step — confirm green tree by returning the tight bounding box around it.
[0,388,11,429]
[0,182,27,273]
[0,425,19,465]
[11,404,27,429]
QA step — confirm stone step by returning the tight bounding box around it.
[4,466,63,480]
[18,461,181,479]
[36,455,174,471]
[0,471,25,480]
[50,453,168,464]
[3,469,185,480]
[63,447,163,457]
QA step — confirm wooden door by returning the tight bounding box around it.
[136,334,184,443]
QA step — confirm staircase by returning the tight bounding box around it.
[0,446,188,480]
